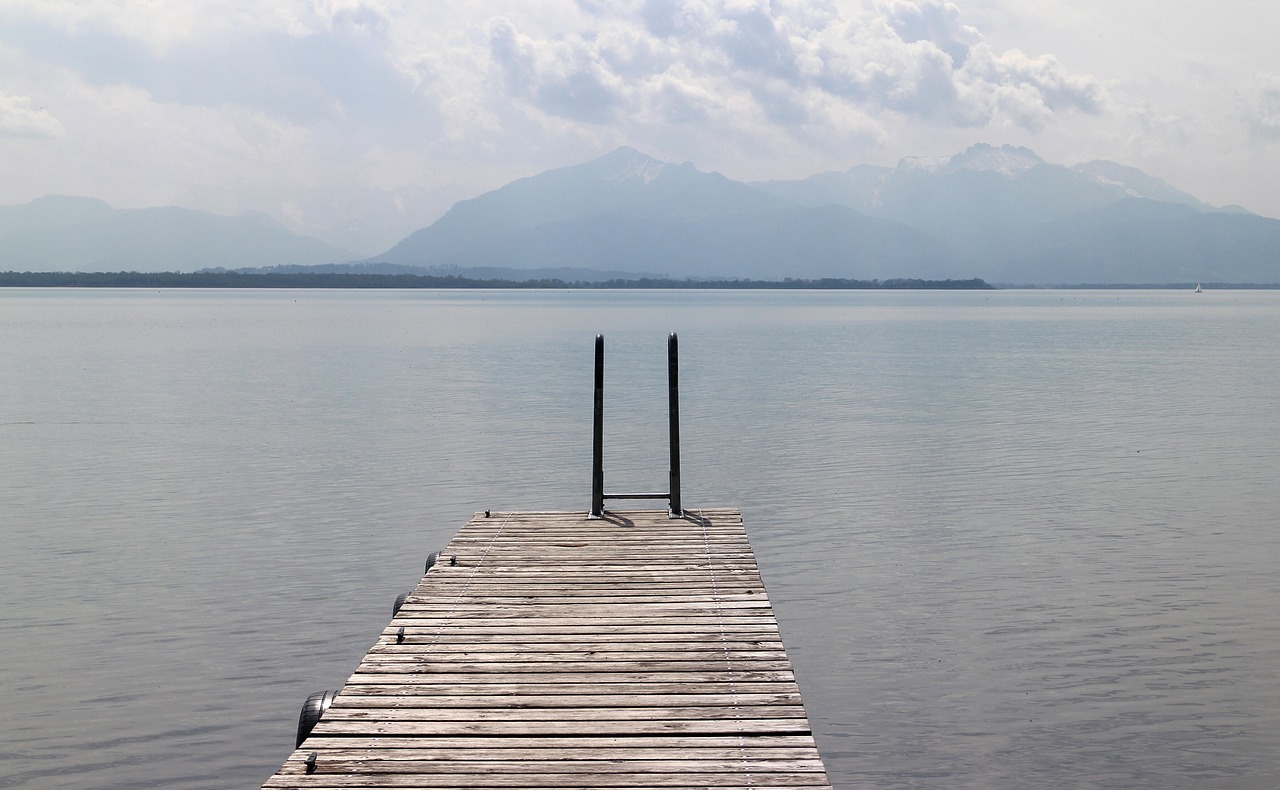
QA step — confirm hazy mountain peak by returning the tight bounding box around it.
[237,209,291,232]
[29,194,115,210]
[896,155,950,173]
[893,144,1044,177]
[1071,159,1210,209]
[589,146,672,185]
[0,195,352,271]
[944,143,1045,178]
[0,194,118,235]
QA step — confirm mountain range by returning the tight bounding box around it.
[4,144,1279,284]
[0,196,354,272]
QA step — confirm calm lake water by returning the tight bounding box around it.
[3,287,1280,789]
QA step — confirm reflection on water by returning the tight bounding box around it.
[2,288,1280,788]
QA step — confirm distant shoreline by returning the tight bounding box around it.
[4,272,1278,289]
[0,271,994,289]
[1014,282,1280,289]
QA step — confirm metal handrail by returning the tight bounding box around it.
[589,333,684,519]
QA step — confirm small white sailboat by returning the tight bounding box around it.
[1195,283,1203,293]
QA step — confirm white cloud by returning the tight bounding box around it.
[0,0,314,51]
[0,92,64,138]
[1242,75,1280,141]
[645,72,718,122]
[0,53,320,205]
[883,0,978,66]
[960,45,1104,130]
[467,0,1106,139]
[486,17,628,124]
[0,0,1106,145]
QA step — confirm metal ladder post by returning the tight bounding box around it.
[590,335,605,518]
[667,333,683,517]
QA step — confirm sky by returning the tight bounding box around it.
[1,0,1278,254]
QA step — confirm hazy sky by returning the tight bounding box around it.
[1,0,1277,251]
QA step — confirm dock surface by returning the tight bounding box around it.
[264,508,832,789]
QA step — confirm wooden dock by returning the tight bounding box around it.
[264,508,832,789]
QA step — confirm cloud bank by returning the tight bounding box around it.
[1243,75,1280,141]
[475,0,1105,134]
[0,92,64,138]
[1,1,1106,152]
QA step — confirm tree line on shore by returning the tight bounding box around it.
[0,270,993,289]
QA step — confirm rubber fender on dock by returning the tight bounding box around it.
[296,690,337,748]
[425,552,438,573]
[393,590,411,616]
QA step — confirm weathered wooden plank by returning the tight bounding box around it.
[366,643,787,654]
[447,525,748,533]
[422,578,765,587]
[400,591,766,599]
[319,704,810,721]
[309,717,815,736]
[438,545,755,554]
[440,531,760,537]
[400,590,766,599]
[438,550,758,558]
[435,553,761,561]
[442,540,755,547]
[338,682,802,695]
[343,670,796,683]
[363,644,786,656]
[329,693,803,708]
[375,625,784,636]
[383,622,775,632]
[285,753,824,768]
[367,632,785,644]
[372,624,783,634]
[277,758,828,774]
[407,579,763,587]
[265,773,829,788]
[363,641,788,653]
[436,553,759,561]
[443,527,752,534]
[384,621,775,631]
[362,633,783,644]
[352,660,797,674]
[264,778,834,783]
[366,635,778,647]
[437,555,755,563]
[385,617,777,628]
[364,631,783,642]
[363,639,785,653]
[442,542,754,550]
[421,572,760,579]
[355,647,783,660]
[455,509,743,518]
[398,600,768,609]
[427,562,763,571]
[287,753,826,767]
[296,735,822,750]
[395,598,772,606]
[451,513,743,521]
[442,540,752,548]
[392,605,775,617]
[414,571,761,578]
[440,533,753,541]
[440,545,755,554]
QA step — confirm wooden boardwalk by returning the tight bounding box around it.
[264,508,832,789]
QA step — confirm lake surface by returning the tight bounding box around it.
[3,288,1279,789]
